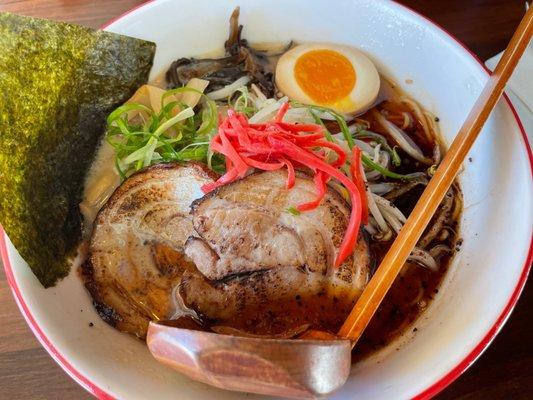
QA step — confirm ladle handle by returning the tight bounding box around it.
[338,7,533,342]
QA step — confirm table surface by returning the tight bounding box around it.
[0,1,531,399]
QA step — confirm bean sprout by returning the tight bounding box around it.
[372,110,433,164]
[429,244,452,259]
[368,182,394,195]
[401,112,412,130]
[207,76,251,100]
[366,190,391,238]
[383,176,428,200]
[408,247,439,271]
[249,96,288,123]
[418,189,454,248]
[400,96,432,142]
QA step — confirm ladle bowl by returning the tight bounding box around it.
[148,321,351,399]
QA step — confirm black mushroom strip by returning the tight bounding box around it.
[166,7,279,96]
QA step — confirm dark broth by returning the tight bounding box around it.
[351,81,462,359]
[353,192,461,359]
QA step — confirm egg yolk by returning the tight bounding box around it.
[294,49,356,104]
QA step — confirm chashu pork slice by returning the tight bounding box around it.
[82,163,215,338]
[181,170,371,335]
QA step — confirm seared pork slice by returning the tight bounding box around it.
[82,163,215,338]
[181,170,371,334]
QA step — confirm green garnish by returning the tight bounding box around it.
[293,101,354,148]
[309,109,335,143]
[106,87,222,178]
[229,86,257,117]
[392,146,402,167]
[361,155,416,180]
[287,206,301,216]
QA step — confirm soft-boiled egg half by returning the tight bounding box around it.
[275,43,380,115]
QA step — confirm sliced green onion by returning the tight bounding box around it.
[391,146,401,167]
[175,146,208,161]
[309,110,335,143]
[107,103,154,125]
[297,103,354,149]
[106,85,220,179]
[142,137,158,168]
[229,87,257,117]
[290,101,357,151]
[196,97,218,136]
[115,157,126,181]
[152,107,193,137]
[361,154,416,180]
[286,206,301,216]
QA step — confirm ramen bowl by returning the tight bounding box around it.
[2,0,532,399]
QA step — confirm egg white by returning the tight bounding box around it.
[275,43,381,115]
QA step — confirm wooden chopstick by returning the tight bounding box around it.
[338,6,533,342]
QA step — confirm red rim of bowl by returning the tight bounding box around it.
[1,1,532,399]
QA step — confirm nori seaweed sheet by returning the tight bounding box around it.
[0,13,155,287]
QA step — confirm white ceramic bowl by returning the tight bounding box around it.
[2,1,532,399]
